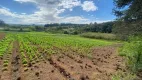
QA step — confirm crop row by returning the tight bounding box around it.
[19,33,113,55]
[0,34,14,58]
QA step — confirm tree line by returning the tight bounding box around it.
[113,0,142,38]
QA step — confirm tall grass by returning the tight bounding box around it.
[118,36,142,79]
[120,36,142,72]
[80,32,117,40]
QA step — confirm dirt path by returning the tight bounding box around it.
[11,41,21,80]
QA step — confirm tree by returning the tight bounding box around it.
[19,27,23,32]
[64,31,69,34]
[113,0,142,39]
[113,0,142,21]
[35,26,44,31]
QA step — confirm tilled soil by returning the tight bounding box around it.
[0,33,5,40]
[47,45,125,80]
[0,43,125,80]
[11,41,22,80]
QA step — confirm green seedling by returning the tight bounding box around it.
[4,60,8,63]
[22,59,28,64]
[23,64,28,67]
[24,68,28,72]
[2,67,8,72]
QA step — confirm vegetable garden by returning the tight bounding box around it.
[0,32,124,80]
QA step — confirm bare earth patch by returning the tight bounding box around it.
[0,33,6,40]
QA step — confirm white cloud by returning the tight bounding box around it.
[0,6,88,24]
[0,0,101,24]
[0,7,16,17]
[59,0,81,9]
[14,0,36,3]
[82,1,98,12]
[21,13,26,15]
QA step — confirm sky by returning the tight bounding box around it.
[0,0,116,24]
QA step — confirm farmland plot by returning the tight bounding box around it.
[0,32,125,80]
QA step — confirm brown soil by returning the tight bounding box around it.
[137,71,142,80]
[47,44,125,80]
[11,41,22,80]
[0,33,6,40]
[0,43,125,80]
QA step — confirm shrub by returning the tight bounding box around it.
[4,28,10,31]
[72,31,78,35]
[64,31,69,34]
[80,32,117,40]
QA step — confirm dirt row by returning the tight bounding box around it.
[0,41,125,80]
[30,44,125,80]
[48,45,125,80]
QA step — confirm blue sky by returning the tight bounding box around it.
[0,0,116,24]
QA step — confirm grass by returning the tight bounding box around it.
[116,36,142,79]
[80,32,117,40]
[120,36,142,72]
[112,71,136,80]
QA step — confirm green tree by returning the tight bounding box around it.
[113,0,142,39]
[64,31,69,34]
[113,0,142,21]
[35,26,44,31]
[19,27,23,32]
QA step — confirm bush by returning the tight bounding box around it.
[64,31,69,34]
[19,27,23,32]
[72,31,78,35]
[80,32,117,40]
[4,28,10,31]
